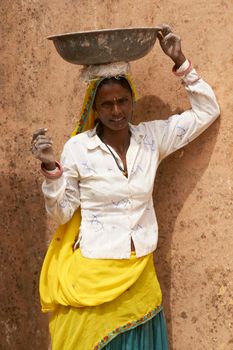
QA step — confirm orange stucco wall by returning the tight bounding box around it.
[1,1,232,349]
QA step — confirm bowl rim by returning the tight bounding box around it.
[47,26,161,40]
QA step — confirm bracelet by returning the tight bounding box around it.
[172,59,193,77]
[41,161,63,179]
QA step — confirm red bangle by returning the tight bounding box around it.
[172,59,193,77]
[41,161,63,179]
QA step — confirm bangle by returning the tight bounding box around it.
[172,59,193,77]
[41,161,63,179]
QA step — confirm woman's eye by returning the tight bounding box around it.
[119,98,128,104]
[100,98,129,110]
[102,102,113,109]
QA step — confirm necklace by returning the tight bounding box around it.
[102,142,128,177]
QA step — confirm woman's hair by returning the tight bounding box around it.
[96,76,133,96]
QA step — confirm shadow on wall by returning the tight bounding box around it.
[0,173,49,349]
[134,95,220,349]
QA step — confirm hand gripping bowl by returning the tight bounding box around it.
[47,27,160,65]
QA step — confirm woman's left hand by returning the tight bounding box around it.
[157,24,186,68]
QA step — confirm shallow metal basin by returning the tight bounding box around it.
[47,27,159,65]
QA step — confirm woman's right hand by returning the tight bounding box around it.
[157,24,186,68]
[31,128,56,169]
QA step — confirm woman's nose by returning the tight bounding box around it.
[112,102,120,115]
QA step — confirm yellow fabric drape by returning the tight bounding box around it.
[49,252,162,350]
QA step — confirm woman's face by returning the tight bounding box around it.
[94,82,133,132]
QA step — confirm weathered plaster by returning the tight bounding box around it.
[1,0,232,349]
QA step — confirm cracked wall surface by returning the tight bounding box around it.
[1,1,232,349]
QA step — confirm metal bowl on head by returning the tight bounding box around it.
[47,27,160,66]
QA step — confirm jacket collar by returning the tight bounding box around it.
[86,123,144,150]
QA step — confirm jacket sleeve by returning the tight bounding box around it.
[41,141,81,224]
[150,65,220,161]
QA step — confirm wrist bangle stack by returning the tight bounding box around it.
[41,161,63,179]
[172,59,193,77]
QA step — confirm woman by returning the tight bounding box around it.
[31,25,220,349]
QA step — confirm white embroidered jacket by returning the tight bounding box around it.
[42,64,220,259]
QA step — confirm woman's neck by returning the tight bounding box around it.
[99,125,131,155]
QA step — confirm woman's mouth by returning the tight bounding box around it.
[110,117,125,122]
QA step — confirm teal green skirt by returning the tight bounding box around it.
[102,310,169,350]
